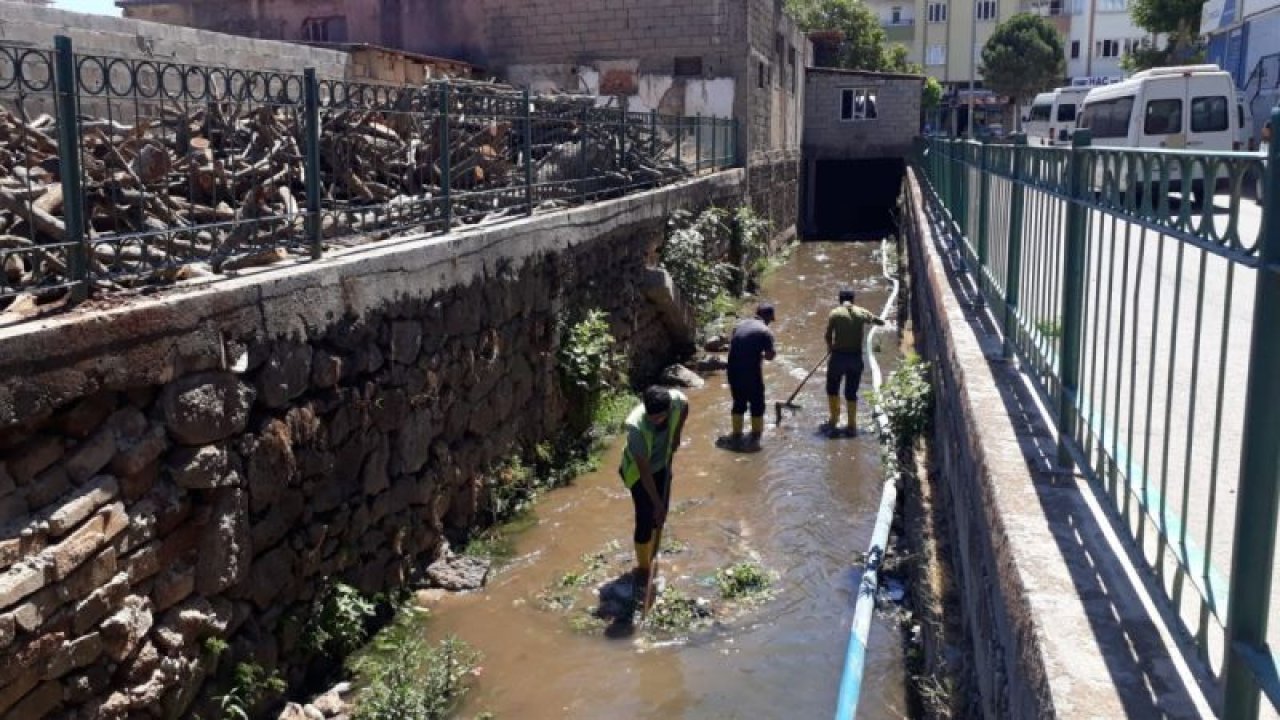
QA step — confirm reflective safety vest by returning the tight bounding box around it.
[618,392,685,488]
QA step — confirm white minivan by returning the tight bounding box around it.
[1077,65,1237,202]
[1023,86,1090,146]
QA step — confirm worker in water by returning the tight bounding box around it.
[619,386,689,596]
[723,302,777,451]
[823,288,884,437]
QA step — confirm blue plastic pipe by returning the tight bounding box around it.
[834,236,902,720]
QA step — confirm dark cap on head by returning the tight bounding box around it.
[756,302,775,322]
[838,287,855,303]
[643,386,672,415]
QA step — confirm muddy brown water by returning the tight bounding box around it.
[426,241,907,719]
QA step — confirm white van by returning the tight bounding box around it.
[1077,65,1237,202]
[1023,87,1090,146]
[1235,91,1255,151]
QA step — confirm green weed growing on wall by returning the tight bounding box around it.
[351,609,481,720]
[869,354,934,443]
[304,581,377,659]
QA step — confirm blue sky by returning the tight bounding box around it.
[51,0,123,16]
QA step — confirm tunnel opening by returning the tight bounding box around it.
[804,157,906,240]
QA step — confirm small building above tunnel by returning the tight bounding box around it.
[802,68,923,239]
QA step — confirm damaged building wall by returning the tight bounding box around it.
[0,173,744,720]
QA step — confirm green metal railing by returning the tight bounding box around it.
[0,36,738,307]
[919,113,1280,718]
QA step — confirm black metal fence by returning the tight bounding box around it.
[0,36,738,307]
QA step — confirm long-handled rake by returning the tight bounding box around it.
[774,351,831,427]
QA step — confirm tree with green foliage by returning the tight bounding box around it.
[922,76,943,110]
[979,14,1066,106]
[786,0,916,73]
[1123,0,1205,70]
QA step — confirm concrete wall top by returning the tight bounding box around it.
[0,2,349,79]
[0,171,744,429]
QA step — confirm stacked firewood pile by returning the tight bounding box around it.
[0,78,692,315]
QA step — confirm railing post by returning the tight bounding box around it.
[53,35,87,302]
[650,109,658,165]
[977,140,991,290]
[523,86,534,215]
[303,69,322,259]
[1223,108,1280,720]
[618,104,627,169]
[733,119,740,166]
[1004,134,1027,359]
[1057,129,1092,466]
[580,104,589,202]
[711,116,718,171]
[440,83,452,231]
[695,113,702,174]
[675,115,683,171]
[950,140,964,226]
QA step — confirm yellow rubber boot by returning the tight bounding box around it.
[826,395,841,429]
[731,414,745,437]
[846,400,858,436]
[634,539,654,573]
[750,415,764,435]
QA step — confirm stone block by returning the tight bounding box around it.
[110,425,170,478]
[251,491,304,552]
[9,436,63,486]
[64,428,118,484]
[0,613,11,651]
[57,547,116,608]
[46,476,119,537]
[0,669,39,717]
[120,460,159,502]
[196,488,250,595]
[73,571,130,635]
[25,464,70,511]
[47,513,106,581]
[57,392,118,439]
[257,343,313,409]
[167,445,236,490]
[153,566,196,613]
[123,544,160,585]
[0,559,48,612]
[45,631,102,680]
[391,321,423,365]
[2,678,60,719]
[247,545,293,610]
[100,595,153,662]
[311,350,343,389]
[161,372,256,446]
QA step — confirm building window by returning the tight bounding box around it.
[759,61,767,89]
[674,56,703,77]
[1099,0,1127,11]
[1070,40,1080,59]
[840,88,878,121]
[891,6,902,23]
[302,16,347,42]
[927,3,948,22]
[1096,39,1121,58]
[976,0,998,21]
[926,44,946,66]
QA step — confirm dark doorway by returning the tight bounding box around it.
[809,158,905,239]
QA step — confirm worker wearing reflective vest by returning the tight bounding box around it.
[619,386,689,587]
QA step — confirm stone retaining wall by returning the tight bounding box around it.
[0,171,743,719]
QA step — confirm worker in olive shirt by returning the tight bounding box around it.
[724,302,776,450]
[823,288,884,436]
[619,386,688,594]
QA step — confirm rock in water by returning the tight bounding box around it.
[704,335,729,353]
[659,364,705,389]
[425,553,491,591]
